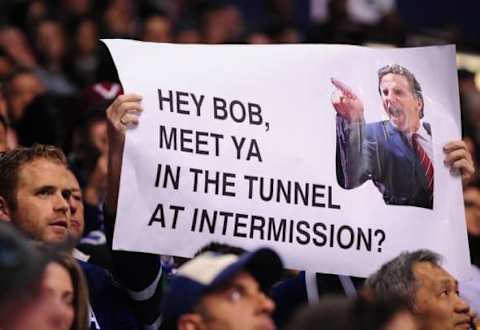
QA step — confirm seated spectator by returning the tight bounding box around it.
[0,221,49,327]
[460,182,480,314]
[3,67,45,124]
[0,221,89,330]
[366,249,474,330]
[33,19,77,95]
[66,18,101,88]
[0,144,139,329]
[162,247,283,330]
[141,13,173,43]
[0,26,37,69]
[36,243,90,330]
[66,169,112,271]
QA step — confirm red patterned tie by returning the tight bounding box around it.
[412,134,434,193]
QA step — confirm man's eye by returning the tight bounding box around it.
[227,287,246,302]
[36,188,53,196]
[440,289,449,297]
[72,194,82,202]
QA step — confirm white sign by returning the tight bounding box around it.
[105,39,470,279]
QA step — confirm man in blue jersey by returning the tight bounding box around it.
[0,144,139,330]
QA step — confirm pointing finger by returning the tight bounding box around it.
[331,78,356,98]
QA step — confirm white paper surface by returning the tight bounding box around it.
[104,39,470,279]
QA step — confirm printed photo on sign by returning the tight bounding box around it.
[333,64,434,210]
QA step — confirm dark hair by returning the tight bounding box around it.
[194,242,247,257]
[0,222,49,325]
[365,249,441,308]
[0,144,67,210]
[286,293,413,330]
[377,64,424,118]
[2,67,38,100]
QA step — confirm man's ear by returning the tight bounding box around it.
[178,313,205,330]
[416,98,423,115]
[0,196,12,222]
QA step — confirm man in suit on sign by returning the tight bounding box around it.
[332,64,472,209]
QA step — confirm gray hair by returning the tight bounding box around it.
[365,249,441,308]
[377,64,424,118]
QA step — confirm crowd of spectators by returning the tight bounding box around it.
[1,0,480,330]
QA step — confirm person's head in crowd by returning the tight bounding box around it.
[0,26,37,68]
[461,91,480,143]
[3,67,45,122]
[458,68,478,96]
[464,181,480,267]
[36,243,90,330]
[175,24,202,44]
[62,0,92,18]
[275,26,301,43]
[377,64,424,134]
[246,31,272,44]
[71,105,108,155]
[23,0,49,27]
[65,170,84,241]
[163,247,283,330]
[34,19,67,67]
[103,0,135,38]
[142,13,173,43]
[73,18,98,57]
[65,18,100,88]
[366,249,472,330]
[0,222,88,330]
[15,93,67,147]
[69,102,109,203]
[464,182,480,237]
[0,144,72,243]
[201,3,245,44]
[194,241,247,257]
[0,221,49,326]
[286,294,419,330]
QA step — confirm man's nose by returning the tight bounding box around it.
[454,294,470,314]
[256,292,275,314]
[384,94,394,107]
[54,192,70,213]
[67,197,77,215]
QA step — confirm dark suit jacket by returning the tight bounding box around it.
[336,118,433,209]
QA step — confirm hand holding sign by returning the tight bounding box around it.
[330,78,364,123]
[443,140,475,180]
[107,94,143,135]
[106,93,143,212]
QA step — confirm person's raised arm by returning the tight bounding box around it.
[105,94,143,213]
[105,94,167,329]
[330,78,364,123]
